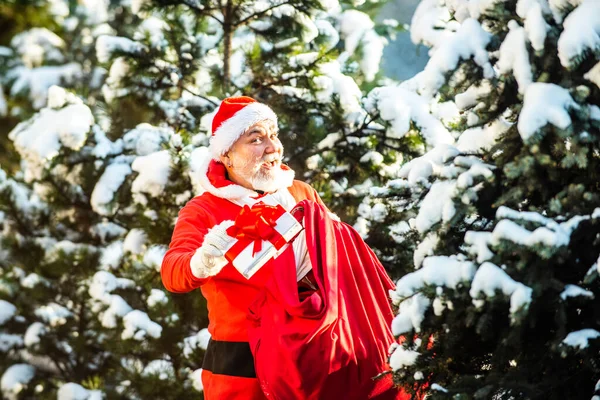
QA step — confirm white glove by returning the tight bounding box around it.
[190,220,235,279]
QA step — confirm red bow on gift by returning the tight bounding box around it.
[225,202,287,260]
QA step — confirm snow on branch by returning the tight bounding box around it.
[557,0,600,68]
[419,18,494,98]
[469,262,533,322]
[393,256,477,301]
[96,35,147,63]
[517,83,579,141]
[365,87,454,147]
[561,329,600,350]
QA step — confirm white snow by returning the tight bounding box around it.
[337,10,384,81]
[398,144,460,183]
[389,221,411,244]
[123,229,147,255]
[469,262,533,318]
[584,61,600,88]
[147,289,168,307]
[557,0,600,68]
[560,284,594,300]
[392,293,431,334]
[455,82,493,110]
[496,21,533,94]
[0,334,23,352]
[431,383,449,393]
[190,369,204,392]
[10,28,64,67]
[518,83,579,140]
[122,310,162,340]
[464,231,495,263]
[315,19,339,51]
[131,150,172,202]
[101,295,133,329]
[99,241,123,270]
[0,299,17,325]
[135,17,169,49]
[359,151,384,166]
[413,233,439,269]
[142,360,174,380]
[389,345,420,371]
[89,271,135,300]
[456,117,512,152]
[419,18,494,98]
[548,0,583,23]
[96,35,147,63]
[415,180,457,233]
[122,123,170,156]
[394,256,477,300]
[316,61,363,115]
[491,219,569,248]
[562,329,600,349]
[47,85,79,109]
[91,162,133,215]
[89,221,127,243]
[1,364,35,399]
[366,86,454,146]
[182,328,211,357]
[143,245,167,272]
[521,2,549,51]
[9,104,93,169]
[24,322,46,347]
[8,63,83,109]
[57,382,103,400]
[34,303,72,327]
[102,57,130,103]
[411,0,451,48]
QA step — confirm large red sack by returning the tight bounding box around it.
[247,200,410,400]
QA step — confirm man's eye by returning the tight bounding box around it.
[251,137,262,143]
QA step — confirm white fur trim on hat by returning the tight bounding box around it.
[209,102,278,160]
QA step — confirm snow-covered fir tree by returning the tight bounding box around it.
[0,0,399,398]
[354,0,600,398]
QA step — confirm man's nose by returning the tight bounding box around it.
[264,136,281,153]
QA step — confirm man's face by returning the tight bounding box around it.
[221,119,285,192]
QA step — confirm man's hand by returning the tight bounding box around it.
[190,220,235,278]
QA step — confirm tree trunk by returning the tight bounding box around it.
[222,0,233,95]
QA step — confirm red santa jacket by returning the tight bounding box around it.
[161,158,324,399]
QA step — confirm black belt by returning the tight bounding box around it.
[202,339,256,378]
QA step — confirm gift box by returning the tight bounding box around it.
[224,201,303,279]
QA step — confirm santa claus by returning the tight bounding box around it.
[161,96,325,399]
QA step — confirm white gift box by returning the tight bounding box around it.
[224,203,303,279]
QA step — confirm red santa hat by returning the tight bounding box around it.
[209,96,278,160]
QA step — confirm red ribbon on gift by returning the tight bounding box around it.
[225,202,288,263]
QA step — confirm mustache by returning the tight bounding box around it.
[261,154,281,163]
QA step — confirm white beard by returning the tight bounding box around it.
[230,154,294,193]
[249,167,289,193]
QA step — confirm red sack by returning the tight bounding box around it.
[247,200,410,400]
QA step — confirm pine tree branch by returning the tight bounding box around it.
[182,86,219,106]
[181,0,223,25]
[235,0,295,28]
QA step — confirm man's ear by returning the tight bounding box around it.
[219,152,231,168]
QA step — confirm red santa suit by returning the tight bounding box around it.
[161,156,324,400]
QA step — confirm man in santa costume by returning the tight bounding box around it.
[161,96,325,400]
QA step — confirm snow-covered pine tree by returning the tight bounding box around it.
[356,0,600,398]
[0,0,398,398]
